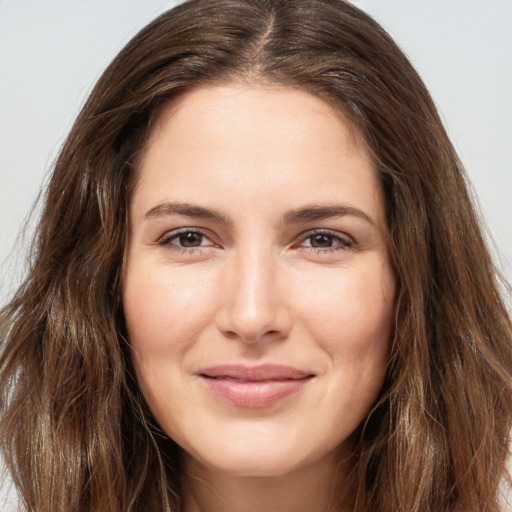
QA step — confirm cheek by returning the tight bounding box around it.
[295,258,394,368]
[304,264,393,429]
[122,263,218,425]
[123,263,216,356]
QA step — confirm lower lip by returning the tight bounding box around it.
[201,376,312,408]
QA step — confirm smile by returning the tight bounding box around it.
[199,364,315,409]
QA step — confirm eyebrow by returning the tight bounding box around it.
[144,202,230,224]
[143,201,375,227]
[283,205,376,227]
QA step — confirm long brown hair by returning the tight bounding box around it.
[1,1,511,510]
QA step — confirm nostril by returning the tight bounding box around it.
[220,327,288,344]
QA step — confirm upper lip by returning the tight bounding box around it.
[199,364,314,381]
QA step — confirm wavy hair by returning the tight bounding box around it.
[1,1,511,511]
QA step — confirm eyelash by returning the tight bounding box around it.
[294,229,354,253]
[157,228,354,255]
[157,228,213,254]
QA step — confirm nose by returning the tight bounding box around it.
[214,248,293,344]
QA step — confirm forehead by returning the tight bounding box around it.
[132,83,383,227]
[145,82,368,162]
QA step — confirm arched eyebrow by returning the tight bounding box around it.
[143,202,375,227]
[283,205,376,227]
[144,202,230,224]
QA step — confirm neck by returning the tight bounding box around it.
[180,450,352,512]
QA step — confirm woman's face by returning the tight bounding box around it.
[123,83,395,478]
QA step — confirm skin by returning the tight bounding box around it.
[123,83,395,511]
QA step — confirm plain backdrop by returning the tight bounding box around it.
[1,0,511,508]
[1,0,511,305]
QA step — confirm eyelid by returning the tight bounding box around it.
[292,228,354,249]
[157,227,217,248]
[155,227,354,253]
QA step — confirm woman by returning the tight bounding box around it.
[1,0,511,511]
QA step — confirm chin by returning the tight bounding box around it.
[182,431,334,479]
[195,452,307,478]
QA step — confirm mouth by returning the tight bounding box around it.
[198,364,315,409]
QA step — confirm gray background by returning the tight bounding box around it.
[1,0,511,508]
[1,1,511,304]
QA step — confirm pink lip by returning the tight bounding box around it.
[198,364,314,409]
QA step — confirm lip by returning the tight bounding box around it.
[198,364,315,409]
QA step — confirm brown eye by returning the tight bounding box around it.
[178,232,204,247]
[299,230,353,251]
[309,233,335,247]
[158,229,211,249]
